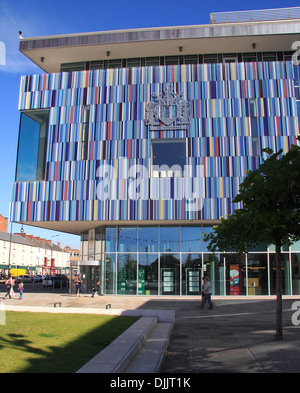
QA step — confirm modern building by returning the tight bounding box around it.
[10,7,300,296]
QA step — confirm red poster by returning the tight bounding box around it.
[230,265,241,295]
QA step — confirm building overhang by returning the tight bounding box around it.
[19,19,300,73]
[15,219,222,234]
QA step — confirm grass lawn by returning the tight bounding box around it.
[0,311,139,373]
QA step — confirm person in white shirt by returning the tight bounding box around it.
[199,276,213,310]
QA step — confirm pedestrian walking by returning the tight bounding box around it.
[91,281,101,297]
[199,276,213,310]
[74,274,82,297]
[4,276,14,299]
[18,281,24,300]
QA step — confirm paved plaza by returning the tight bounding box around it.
[1,289,300,373]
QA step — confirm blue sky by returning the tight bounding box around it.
[0,0,299,248]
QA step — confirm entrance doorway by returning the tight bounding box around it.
[70,260,102,294]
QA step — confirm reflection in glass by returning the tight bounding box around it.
[291,254,300,295]
[203,254,225,295]
[103,253,116,294]
[16,110,49,181]
[202,226,214,252]
[247,254,268,295]
[182,253,202,295]
[138,254,158,295]
[160,254,180,295]
[95,227,104,260]
[117,254,137,295]
[160,226,180,252]
[105,227,116,252]
[270,253,291,295]
[181,227,202,252]
[118,227,137,252]
[138,227,158,252]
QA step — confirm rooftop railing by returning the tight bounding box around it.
[210,6,300,24]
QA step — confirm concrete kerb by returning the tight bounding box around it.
[2,303,175,373]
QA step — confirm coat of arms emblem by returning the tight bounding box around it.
[145,83,191,131]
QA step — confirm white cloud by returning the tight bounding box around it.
[0,1,43,74]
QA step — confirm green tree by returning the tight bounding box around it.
[204,145,300,340]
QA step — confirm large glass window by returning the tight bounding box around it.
[138,253,158,295]
[138,226,159,252]
[16,110,49,181]
[118,226,137,252]
[247,254,268,295]
[105,227,117,252]
[270,254,291,295]
[152,139,186,177]
[160,226,180,253]
[103,253,116,295]
[117,253,137,295]
[182,253,202,295]
[203,254,225,295]
[181,227,202,252]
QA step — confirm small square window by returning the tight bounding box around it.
[151,139,186,177]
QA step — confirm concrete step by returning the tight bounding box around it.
[76,316,158,373]
[123,322,174,373]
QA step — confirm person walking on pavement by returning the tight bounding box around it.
[4,276,14,299]
[18,281,24,300]
[199,276,213,310]
[91,280,101,297]
[74,274,82,297]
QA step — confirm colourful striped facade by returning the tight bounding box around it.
[10,61,299,224]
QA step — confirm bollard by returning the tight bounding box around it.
[54,302,62,308]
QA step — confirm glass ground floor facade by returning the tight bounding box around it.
[78,224,300,296]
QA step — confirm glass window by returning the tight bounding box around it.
[127,58,141,68]
[105,227,116,252]
[138,253,158,295]
[118,226,137,252]
[203,253,225,295]
[247,253,268,295]
[181,226,202,252]
[152,139,186,177]
[291,254,300,295]
[160,253,180,295]
[145,57,160,66]
[138,226,158,252]
[117,253,137,295]
[95,227,104,260]
[160,226,180,253]
[202,226,214,252]
[290,240,300,252]
[225,254,246,295]
[103,253,116,294]
[270,254,291,295]
[16,110,49,181]
[182,253,202,295]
